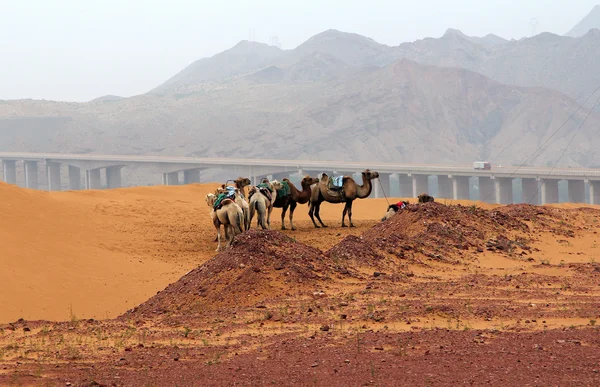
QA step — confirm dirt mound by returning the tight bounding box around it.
[356,202,567,265]
[123,230,335,319]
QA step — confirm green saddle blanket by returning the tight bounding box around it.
[276,180,290,198]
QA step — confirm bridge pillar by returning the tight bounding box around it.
[437,175,453,199]
[494,177,513,204]
[479,177,495,204]
[106,166,122,189]
[388,173,400,197]
[590,181,600,205]
[183,170,201,185]
[68,166,81,190]
[86,169,102,190]
[568,180,586,203]
[522,178,540,205]
[46,162,61,191]
[162,172,179,186]
[412,174,428,198]
[2,160,17,185]
[24,161,39,189]
[452,176,470,200]
[398,174,412,197]
[540,179,559,204]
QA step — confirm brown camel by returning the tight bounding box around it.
[418,193,435,203]
[269,175,319,230]
[308,169,380,228]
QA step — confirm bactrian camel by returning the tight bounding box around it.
[233,177,252,199]
[216,185,251,231]
[205,193,243,251]
[308,169,380,228]
[248,180,283,230]
[269,175,319,230]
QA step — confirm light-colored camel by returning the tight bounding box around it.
[248,180,283,230]
[271,175,319,230]
[217,185,251,231]
[205,193,243,251]
[308,169,380,228]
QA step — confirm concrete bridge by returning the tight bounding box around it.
[1,151,600,205]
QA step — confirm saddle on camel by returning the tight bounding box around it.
[248,179,274,202]
[326,174,347,201]
[213,186,237,210]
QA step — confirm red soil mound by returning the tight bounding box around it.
[342,202,580,266]
[124,230,335,319]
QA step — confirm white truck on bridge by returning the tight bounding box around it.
[473,161,491,170]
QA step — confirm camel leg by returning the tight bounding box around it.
[289,201,297,230]
[341,202,350,227]
[214,222,222,252]
[314,202,327,228]
[224,225,231,248]
[258,200,267,229]
[280,203,288,230]
[267,203,273,230]
[308,202,320,228]
[244,208,251,231]
[348,201,356,227]
[249,202,257,230]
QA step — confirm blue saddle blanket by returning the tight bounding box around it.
[332,176,344,187]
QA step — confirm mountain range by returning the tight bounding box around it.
[2,6,600,180]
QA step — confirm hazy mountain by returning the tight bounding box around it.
[151,40,284,94]
[153,27,600,106]
[396,29,600,104]
[0,59,597,170]
[566,5,600,37]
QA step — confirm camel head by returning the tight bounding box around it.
[215,185,226,195]
[270,179,284,191]
[362,169,380,181]
[302,175,319,186]
[205,193,217,207]
[235,177,251,188]
[319,172,329,183]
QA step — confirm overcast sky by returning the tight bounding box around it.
[1,0,597,102]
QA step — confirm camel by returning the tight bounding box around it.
[248,180,283,230]
[233,177,252,199]
[418,193,435,203]
[308,169,380,228]
[205,193,243,252]
[381,200,410,221]
[268,175,319,230]
[216,185,251,231]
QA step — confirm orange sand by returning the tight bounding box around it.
[0,182,597,323]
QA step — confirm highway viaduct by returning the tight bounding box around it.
[1,152,600,205]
